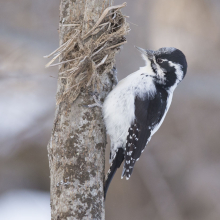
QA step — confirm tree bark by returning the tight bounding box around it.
[47,0,117,219]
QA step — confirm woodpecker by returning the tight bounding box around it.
[103,47,187,198]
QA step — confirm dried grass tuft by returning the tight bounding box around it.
[44,2,130,105]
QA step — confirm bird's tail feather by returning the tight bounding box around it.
[104,148,124,199]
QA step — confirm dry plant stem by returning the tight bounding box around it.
[82,2,127,39]
[47,0,129,220]
[44,2,129,105]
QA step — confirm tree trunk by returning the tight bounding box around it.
[47,0,128,219]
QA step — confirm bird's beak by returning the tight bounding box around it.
[135,46,154,59]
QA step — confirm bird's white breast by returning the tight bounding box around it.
[102,68,156,161]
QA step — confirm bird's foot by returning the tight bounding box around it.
[83,91,103,108]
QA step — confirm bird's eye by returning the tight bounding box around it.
[157,58,163,64]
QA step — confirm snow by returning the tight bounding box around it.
[0,190,50,220]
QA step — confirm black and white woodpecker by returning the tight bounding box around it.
[102,47,187,198]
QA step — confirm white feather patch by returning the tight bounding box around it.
[103,66,157,162]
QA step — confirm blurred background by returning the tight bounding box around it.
[1,0,220,219]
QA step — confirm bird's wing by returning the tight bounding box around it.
[122,90,168,179]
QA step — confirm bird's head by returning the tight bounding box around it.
[136,46,187,90]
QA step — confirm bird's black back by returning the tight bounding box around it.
[123,85,169,177]
[104,85,169,198]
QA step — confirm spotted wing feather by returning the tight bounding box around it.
[122,121,151,179]
[122,122,140,179]
[123,88,168,179]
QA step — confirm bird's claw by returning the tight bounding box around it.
[84,92,103,108]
